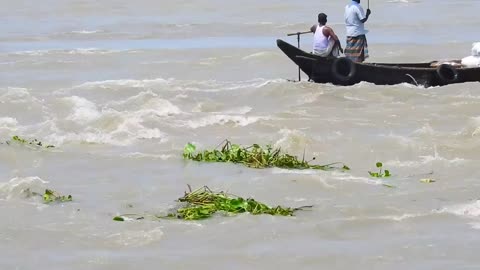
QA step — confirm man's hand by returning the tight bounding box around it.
[336,41,344,54]
[366,9,371,16]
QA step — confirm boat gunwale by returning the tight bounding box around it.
[361,62,480,71]
[303,53,480,71]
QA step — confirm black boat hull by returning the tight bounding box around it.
[277,39,480,87]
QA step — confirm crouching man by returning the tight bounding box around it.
[311,13,343,57]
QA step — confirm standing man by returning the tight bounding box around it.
[344,0,371,62]
[310,13,343,57]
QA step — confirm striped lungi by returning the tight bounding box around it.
[345,35,369,62]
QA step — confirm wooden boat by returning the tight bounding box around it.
[277,39,480,87]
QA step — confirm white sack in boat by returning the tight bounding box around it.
[461,56,480,67]
[472,42,480,56]
[461,43,480,67]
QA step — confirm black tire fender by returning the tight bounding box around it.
[436,64,459,84]
[331,57,356,83]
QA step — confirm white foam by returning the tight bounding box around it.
[11,50,48,56]
[242,51,277,61]
[52,127,167,146]
[223,106,252,115]
[106,227,164,247]
[295,92,324,105]
[140,98,182,116]
[274,129,313,154]
[107,91,182,117]
[471,116,480,137]
[46,90,180,146]
[121,152,172,160]
[11,48,126,56]
[332,172,386,186]
[48,107,168,146]
[343,95,367,101]
[71,78,282,94]
[74,78,170,90]
[71,30,102,34]
[112,116,165,140]
[412,124,435,136]
[276,168,382,188]
[63,96,101,124]
[0,87,40,104]
[437,200,480,218]
[384,159,423,168]
[241,22,274,27]
[107,90,158,107]
[0,176,48,201]
[378,213,424,221]
[380,132,415,147]
[285,197,308,202]
[271,168,320,175]
[67,48,125,55]
[183,115,264,129]
[0,117,18,128]
[418,145,466,165]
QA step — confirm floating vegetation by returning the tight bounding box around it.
[369,162,391,178]
[4,135,55,148]
[113,186,311,221]
[183,140,349,171]
[113,216,127,222]
[43,189,73,203]
[420,178,435,183]
[22,188,72,204]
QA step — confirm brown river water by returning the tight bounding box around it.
[1,0,480,269]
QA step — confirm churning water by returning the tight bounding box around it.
[1,0,480,269]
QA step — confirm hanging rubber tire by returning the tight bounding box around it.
[436,64,459,84]
[331,57,356,83]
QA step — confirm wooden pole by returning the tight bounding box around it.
[287,31,311,81]
[297,33,300,81]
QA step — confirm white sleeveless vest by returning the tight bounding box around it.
[313,25,329,53]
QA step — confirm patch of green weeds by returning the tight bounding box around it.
[183,140,349,171]
[369,162,391,178]
[4,135,55,148]
[113,186,312,221]
[22,188,72,204]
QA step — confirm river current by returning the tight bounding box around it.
[1,0,480,269]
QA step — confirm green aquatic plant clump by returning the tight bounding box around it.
[173,186,300,220]
[4,135,55,148]
[22,188,73,204]
[113,186,311,221]
[183,140,349,171]
[368,162,391,178]
[43,189,73,204]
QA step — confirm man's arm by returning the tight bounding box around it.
[323,27,344,53]
[310,25,317,33]
[360,9,371,23]
[322,27,339,41]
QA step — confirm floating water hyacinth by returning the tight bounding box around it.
[368,162,394,188]
[183,140,350,171]
[113,186,312,221]
[22,188,72,204]
[420,178,436,183]
[42,189,73,204]
[173,186,304,220]
[368,162,391,178]
[3,135,55,148]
